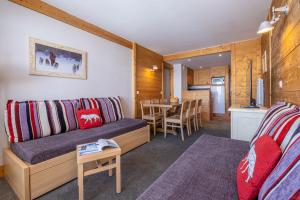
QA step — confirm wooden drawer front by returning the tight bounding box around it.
[30,158,77,199]
[114,126,150,154]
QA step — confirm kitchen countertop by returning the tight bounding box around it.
[228,105,268,113]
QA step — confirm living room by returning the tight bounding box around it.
[0,0,299,200]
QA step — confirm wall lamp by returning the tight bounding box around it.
[150,65,158,72]
[257,5,289,34]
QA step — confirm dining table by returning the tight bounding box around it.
[143,101,182,135]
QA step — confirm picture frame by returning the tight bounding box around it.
[29,38,87,79]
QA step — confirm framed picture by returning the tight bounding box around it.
[29,38,87,79]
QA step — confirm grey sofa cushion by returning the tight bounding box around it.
[11,118,147,164]
[137,134,249,200]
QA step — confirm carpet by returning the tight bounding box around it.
[0,121,230,200]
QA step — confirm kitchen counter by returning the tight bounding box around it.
[188,85,211,90]
[229,105,268,141]
[229,105,268,113]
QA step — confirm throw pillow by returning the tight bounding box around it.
[80,97,124,123]
[258,130,300,200]
[76,108,103,129]
[237,135,282,200]
[250,102,299,147]
[5,99,81,143]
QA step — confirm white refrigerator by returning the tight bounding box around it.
[211,77,225,114]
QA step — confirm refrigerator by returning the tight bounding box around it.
[211,77,225,114]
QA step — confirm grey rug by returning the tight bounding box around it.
[0,121,230,200]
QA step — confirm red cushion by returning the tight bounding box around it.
[237,135,282,200]
[76,109,103,130]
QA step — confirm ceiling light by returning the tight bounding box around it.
[187,58,192,62]
[199,66,203,69]
[219,54,222,57]
[257,5,289,34]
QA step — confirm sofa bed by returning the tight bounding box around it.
[3,97,150,200]
[138,102,300,200]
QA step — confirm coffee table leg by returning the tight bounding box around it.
[109,158,113,176]
[78,164,84,200]
[116,155,121,193]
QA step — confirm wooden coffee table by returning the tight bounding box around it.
[76,144,121,200]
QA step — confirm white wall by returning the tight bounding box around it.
[173,64,182,99]
[0,1,133,165]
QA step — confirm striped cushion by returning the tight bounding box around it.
[5,99,80,143]
[258,134,300,200]
[80,97,124,123]
[250,102,299,147]
[45,100,80,134]
[268,112,300,153]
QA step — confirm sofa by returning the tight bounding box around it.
[138,102,300,200]
[3,97,150,200]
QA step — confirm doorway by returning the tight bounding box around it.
[163,62,174,99]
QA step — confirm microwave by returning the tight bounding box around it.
[211,77,225,85]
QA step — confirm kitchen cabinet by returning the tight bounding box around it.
[187,68,194,86]
[229,106,267,141]
[193,68,210,85]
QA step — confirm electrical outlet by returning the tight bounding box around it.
[279,80,283,89]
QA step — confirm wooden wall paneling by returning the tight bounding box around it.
[9,0,132,49]
[135,44,163,118]
[231,38,262,106]
[267,0,300,105]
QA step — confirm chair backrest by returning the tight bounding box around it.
[140,99,152,117]
[151,99,161,114]
[196,99,202,113]
[189,100,197,116]
[180,100,191,120]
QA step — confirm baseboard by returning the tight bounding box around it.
[0,165,4,177]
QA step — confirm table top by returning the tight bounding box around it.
[77,144,121,164]
[143,102,181,108]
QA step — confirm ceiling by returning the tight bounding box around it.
[169,52,231,69]
[43,0,271,55]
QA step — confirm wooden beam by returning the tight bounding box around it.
[163,43,232,61]
[9,0,132,49]
[131,42,137,118]
[163,38,260,61]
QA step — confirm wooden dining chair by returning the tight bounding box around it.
[195,99,203,129]
[151,99,163,116]
[189,100,197,133]
[164,100,191,141]
[140,100,162,136]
